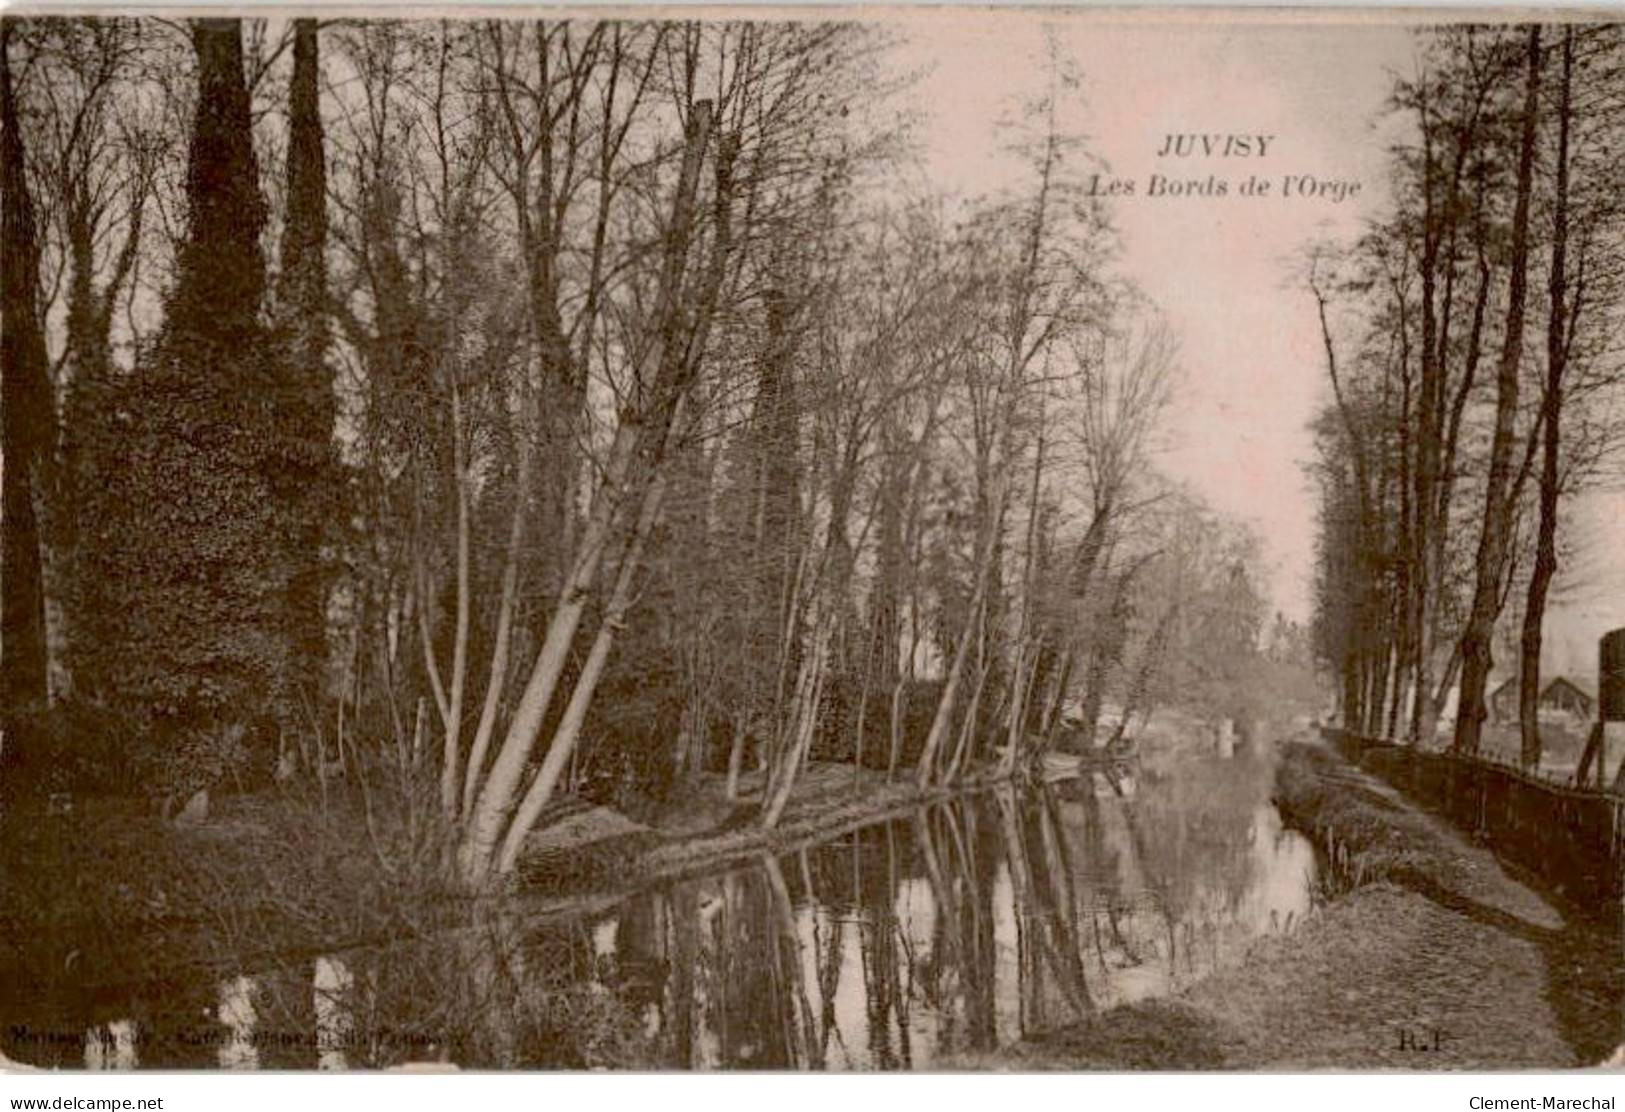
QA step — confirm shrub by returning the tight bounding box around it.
[0,699,137,801]
[137,721,256,816]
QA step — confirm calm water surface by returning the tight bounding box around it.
[7,750,1316,1070]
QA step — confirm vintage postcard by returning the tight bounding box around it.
[0,3,1621,1074]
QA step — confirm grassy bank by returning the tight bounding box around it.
[970,740,1623,1070]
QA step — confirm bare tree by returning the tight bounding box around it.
[1454,26,1542,757]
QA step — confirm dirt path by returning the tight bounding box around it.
[974,738,1623,1070]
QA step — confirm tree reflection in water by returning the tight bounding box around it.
[573,752,1314,1069]
[21,754,1313,1070]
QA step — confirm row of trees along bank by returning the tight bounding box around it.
[1310,24,1625,766]
[0,17,1289,888]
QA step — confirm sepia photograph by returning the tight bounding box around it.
[0,3,1621,1075]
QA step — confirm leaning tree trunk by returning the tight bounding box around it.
[461,442,531,817]
[458,102,719,885]
[915,499,1002,789]
[494,469,669,874]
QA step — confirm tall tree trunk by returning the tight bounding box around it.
[1518,26,1573,772]
[275,18,337,710]
[868,434,905,694]
[750,286,804,751]
[1004,415,1046,768]
[1454,27,1541,758]
[1,22,54,716]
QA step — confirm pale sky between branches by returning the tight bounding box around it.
[896,9,1625,662]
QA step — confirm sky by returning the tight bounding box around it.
[886,5,1625,666]
[893,11,1418,622]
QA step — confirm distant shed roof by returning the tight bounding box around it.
[1541,675,1596,703]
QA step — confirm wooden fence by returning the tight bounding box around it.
[1322,728,1625,911]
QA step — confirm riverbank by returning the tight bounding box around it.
[0,760,988,1015]
[971,738,1623,1070]
[11,738,1617,1070]
[513,762,977,919]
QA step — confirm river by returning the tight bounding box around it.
[7,747,1317,1070]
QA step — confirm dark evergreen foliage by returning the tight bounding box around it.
[75,20,289,738]
[270,18,341,701]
